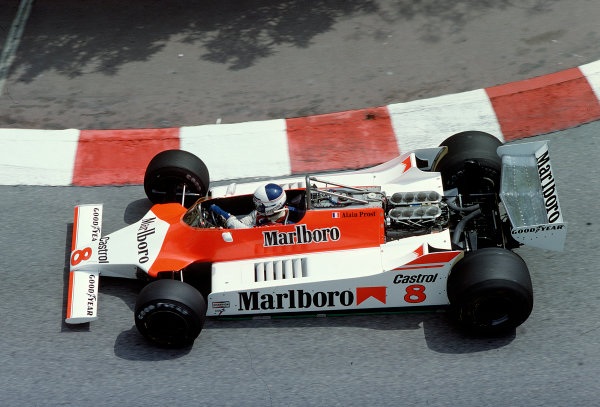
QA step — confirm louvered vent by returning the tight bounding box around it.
[254,258,308,282]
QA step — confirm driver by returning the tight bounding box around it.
[210,183,296,229]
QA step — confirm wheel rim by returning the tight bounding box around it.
[148,174,202,204]
[471,295,514,327]
[145,310,190,344]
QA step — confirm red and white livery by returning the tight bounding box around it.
[65,131,566,347]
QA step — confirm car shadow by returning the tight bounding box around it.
[110,300,515,360]
[113,327,194,361]
[123,198,153,224]
[203,310,516,354]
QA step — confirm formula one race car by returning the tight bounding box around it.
[65,131,566,347]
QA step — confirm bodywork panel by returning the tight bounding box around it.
[64,142,565,324]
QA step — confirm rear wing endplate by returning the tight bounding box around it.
[66,204,102,324]
[497,141,566,251]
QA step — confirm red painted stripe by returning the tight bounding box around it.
[395,264,444,270]
[285,107,399,173]
[486,68,600,141]
[72,128,180,186]
[66,271,74,319]
[71,206,79,252]
[404,251,462,266]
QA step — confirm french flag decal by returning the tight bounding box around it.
[332,212,341,218]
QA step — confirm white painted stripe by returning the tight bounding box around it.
[180,119,291,181]
[387,89,504,152]
[0,128,79,185]
[0,0,34,96]
[579,60,600,102]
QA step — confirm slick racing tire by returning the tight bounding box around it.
[447,248,533,335]
[135,279,207,348]
[144,149,209,208]
[435,131,503,194]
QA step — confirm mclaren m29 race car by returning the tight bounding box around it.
[65,131,566,347]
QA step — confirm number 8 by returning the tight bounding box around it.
[71,247,92,266]
[404,284,426,303]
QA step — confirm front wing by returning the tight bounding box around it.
[66,204,102,324]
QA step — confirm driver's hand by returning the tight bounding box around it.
[210,204,231,222]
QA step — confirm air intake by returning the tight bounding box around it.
[388,205,442,221]
[389,191,441,205]
[254,258,308,282]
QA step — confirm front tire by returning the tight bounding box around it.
[144,149,209,207]
[435,131,503,194]
[134,279,207,348]
[447,248,533,335]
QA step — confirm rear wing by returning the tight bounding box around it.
[66,204,102,324]
[497,141,566,251]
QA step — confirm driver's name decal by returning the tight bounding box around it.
[263,224,340,247]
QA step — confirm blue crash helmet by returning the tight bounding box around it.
[253,183,286,216]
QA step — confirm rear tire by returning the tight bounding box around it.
[447,248,533,335]
[134,279,207,348]
[435,131,503,194]
[144,150,209,207]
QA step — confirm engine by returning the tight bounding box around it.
[385,190,449,239]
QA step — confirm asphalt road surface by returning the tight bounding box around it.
[0,125,598,406]
[1,1,600,406]
[1,0,600,129]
